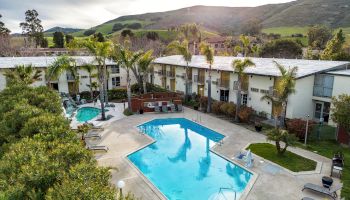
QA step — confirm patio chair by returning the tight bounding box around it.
[84,122,104,130]
[302,183,342,199]
[170,104,176,112]
[301,197,314,200]
[154,105,161,113]
[162,105,168,113]
[86,143,109,152]
[84,130,102,139]
[177,104,183,112]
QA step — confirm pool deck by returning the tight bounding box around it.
[93,107,341,200]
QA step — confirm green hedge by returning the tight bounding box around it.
[108,88,127,100]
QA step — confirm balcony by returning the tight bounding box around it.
[166,71,175,78]
[66,74,75,81]
[233,81,248,91]
[193,75,205,85]
[218,80,230,89]
[158,70,166,76]
[313,86,333,98]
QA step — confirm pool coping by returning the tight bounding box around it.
[123,117,259,200]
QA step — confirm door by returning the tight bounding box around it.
[197,85,204,96]
[112,77,120,88]
[314,102,330,123]
[68,82,76,95]
[220,90,229,102]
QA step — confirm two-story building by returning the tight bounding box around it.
[152,55,350,126]
[0,56,136,94]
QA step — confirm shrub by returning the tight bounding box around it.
[126,23,142,29]
[219,102,236,117]
[108,88,127,100]
[199,96,208,111]
[238,106,254,123]
[131,83,167,93]
[123,108,133,116]
[80,91,91,100]
[212,101,224,115]
[121,29,134,37]
[286,118,316,139]
[83,29,96,36]
[112,23,125,32]
[146,31,159,40]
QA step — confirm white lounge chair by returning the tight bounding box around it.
[86,143,109,152]
[302,183,342,199]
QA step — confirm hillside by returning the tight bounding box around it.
[44,27,83,36]
[72,0,350,36]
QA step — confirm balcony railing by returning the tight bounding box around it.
[166,71,175,78]
[66,74,75,81]
[158,70,166,76]
[313,86,333,98]
[218,80,230,89]
[193,75,205,84]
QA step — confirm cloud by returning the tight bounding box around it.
[0,0,293,33]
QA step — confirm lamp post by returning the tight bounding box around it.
[117,180,125,198]
[304,115,310,146]
[317,117,324,140]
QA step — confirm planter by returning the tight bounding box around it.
[193,106,199,110]
[255,125,263,132]
[139,109,144,114]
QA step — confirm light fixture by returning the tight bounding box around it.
[117,180,125,198]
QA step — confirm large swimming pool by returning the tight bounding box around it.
[128,118,252,200]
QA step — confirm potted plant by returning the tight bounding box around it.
[255,121,263,132]
[193,101,200,110]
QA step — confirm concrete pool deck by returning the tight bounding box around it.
[93,107,341,200]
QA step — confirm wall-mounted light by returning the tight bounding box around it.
[251,75,253,78]
[269,76,272,80]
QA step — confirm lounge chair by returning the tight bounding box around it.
[84,130,102,139]
[86,143,109,152]
[162,105,168,113]
[84,122,104,130]
[170,104,176,112]
[154,105,161,113]
[301,197,314,200]
[177,104,183,112]
[302,183,342,199]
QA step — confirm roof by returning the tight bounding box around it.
[153,55,350,78]
[0,56,116,69]
[205,37,227,43]
[327,69,350,76]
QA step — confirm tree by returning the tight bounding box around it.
[4,64,42,86]
[41,38,48,48]
[146,31,159,41]
[0,14,10,35]
[232,58,255,122]
[321,29,347,60]
[331,95,350,132]
[260,39,303,59]
[112,43,143,112]
[236,35,251,57]
[261,62,298,128]
[53,31,65,48]
[46,55,75,86]
[83,29,96,36]
[241,18,262,36]
[167,40,192,98]
[65,34,74,45]
[267,128,297,155]
[199,42,214,113]
[94,32,105,42]
[19,10,44,47]
[112,23,125,32]
[81,64,97,99]
[178,23,201,53]
[121,29,134,37]
[138,50,155,94]
[126,23,142,29]
[307,25,332,49]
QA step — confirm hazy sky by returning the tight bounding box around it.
[0,0,294,33]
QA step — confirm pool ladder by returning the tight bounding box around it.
[214,187,237,200]
[193,113,202,123]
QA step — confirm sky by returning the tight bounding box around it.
[0,0,294,33]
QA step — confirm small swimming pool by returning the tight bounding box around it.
[128,118,252,200]
[75,107,102,122]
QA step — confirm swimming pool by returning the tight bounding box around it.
[75,107,102,122]
[128,118,252,200]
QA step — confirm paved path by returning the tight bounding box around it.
[93,107,341,200]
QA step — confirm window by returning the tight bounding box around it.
[313,74,334,98]
[221,44,224,48]
[110,65,120,74]
[112,77,120,87]
[215,44,218,48]
[81,76,88,79]
[251,88,259,92]
[260,89,269,94]
[242,94,248,106]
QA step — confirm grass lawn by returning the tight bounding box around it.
[247,143,317,172]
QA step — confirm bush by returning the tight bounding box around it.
[238,106,254,123]
[199,96,208,111]
[108,88,127,100]
[131,83,167,93]
[212,101,224,115]
[112,23,125,32]
[286,118,316,139]
[146,31,159,40]
[121,29,134,37]
[126,23,142,29]
[83,29,96,36]
[123,108,133,116]
[80,91,91,100]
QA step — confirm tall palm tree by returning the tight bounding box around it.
[167,40,192,97]
[4,64,42,86]
[179,23,201,53]
[46,55,74,87]
[78,39,112,120]
[232,58,255,122]
[81,64,97,100]
[261,61,297,128]
[113,43,143,112]
[199,42,214,113]
[138,50,155,94]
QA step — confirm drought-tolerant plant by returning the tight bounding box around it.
[108,88,127,100]
[286,118,316,140]
[211,101,224,115]
[267,129,298,155]
[238,106,254,123]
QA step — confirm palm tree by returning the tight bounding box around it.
[46,55,74,87]
[232,58,255,122]
[79,39,112,120]
[234,35,251,57]
[138,50,155,94]
[167,40,192,97]
[178,23,201,53]
[4,64,42,86]
[199,42,214,113]
[81,64,97,100]
[261,61,297,128]
[113,43,143,112]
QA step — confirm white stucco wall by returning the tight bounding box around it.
[328,75,350,126]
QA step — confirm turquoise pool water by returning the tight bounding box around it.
[75,107,101,122]
[128,118,252,200]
